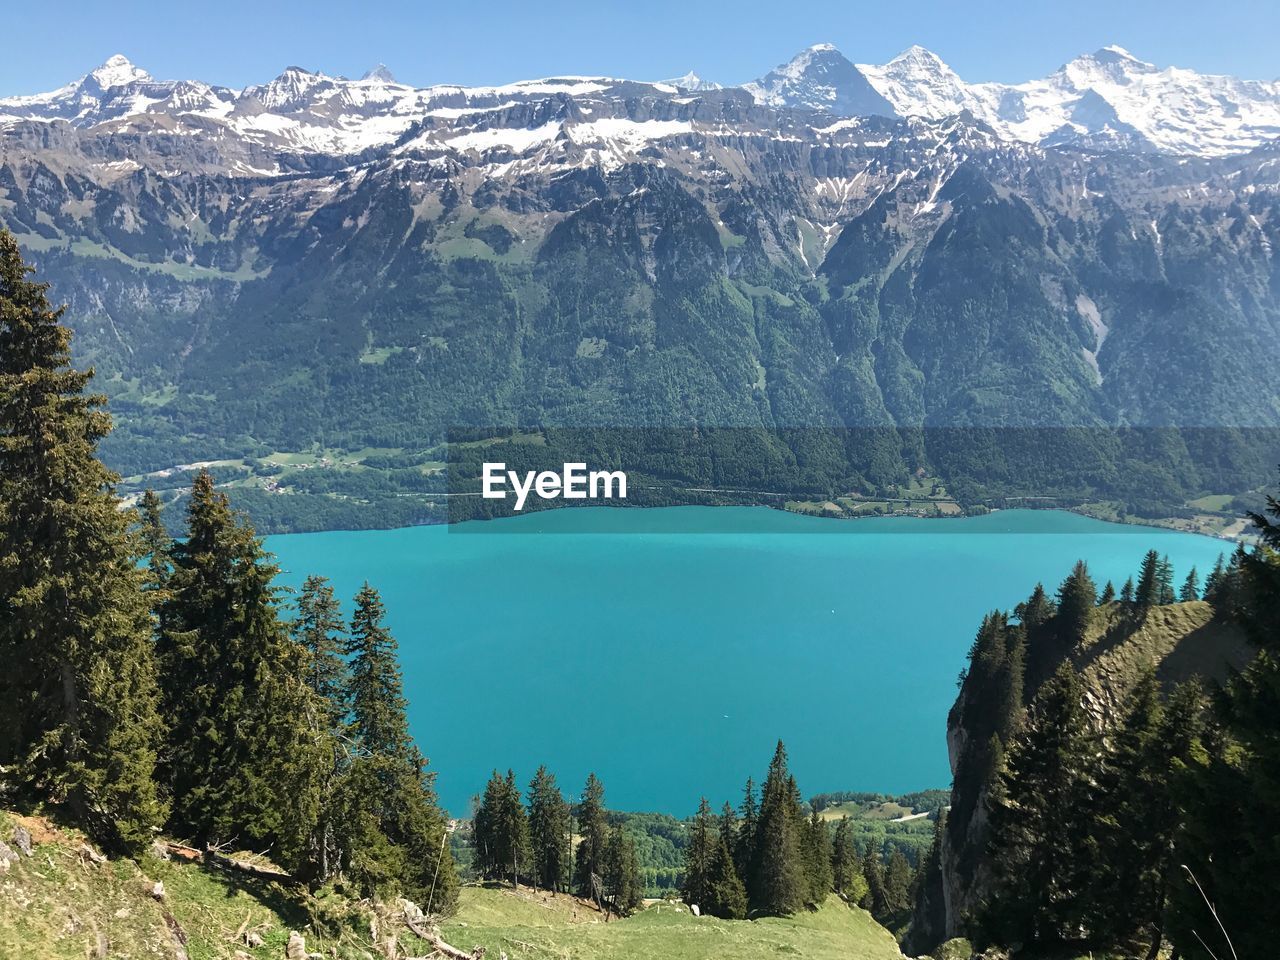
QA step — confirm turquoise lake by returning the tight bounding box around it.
[265,507,1234,815]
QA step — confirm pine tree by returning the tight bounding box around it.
[158,471,328,871]
[735,777,758,886]
[1135,550,1161,606]
[682,797,717,910]
[347,584,412,759]
[803,810,833,905]
[1202,553,1226,601]
[860,845,888,917]
[704,802,748,919]
[1179,567,1200,602]
[1099,580,1116,604]
[1156,556,1175,604]
[291,575,349,884]
[293,575,349,718]
[473,770,504,879]
[906,812,948,953]
[749,741,806,915]
[1055,560,1097,641]
[1014,582,1056,628]
[1088,670,1198,949]
[982,663,1097,948]
[138,488,171,591]
[528,765,569,892]
[334,582,456,909]
[830,816,861,900]
[604,824,641,916]
[574,773,609,900]
[1120,576,1135,603]
[884,847,913,915]
[0,231,165,854]
[1169,494,1280,959]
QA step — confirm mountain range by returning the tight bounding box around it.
[3,44,1279,160]
[1,43,1278,528]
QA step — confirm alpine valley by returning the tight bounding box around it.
[3,43,1280,530]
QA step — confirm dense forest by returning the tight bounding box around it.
[0,231,455,909]
[907,536,1279,958]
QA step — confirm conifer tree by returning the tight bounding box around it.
[138,489,171,591]
[1156,556,1175,604]
[528,765,569,892]
[291,575,349,883]
[860,844,888,917]
[830,816,861,899]
[749,741,806,915]
[907,812,948,952]
[574,773,609,899]
[347,583,412,758]
[1099,580,1116,604]
[604,824,641,916]
[1055,560,1097,641]
[0,231,165,854]
[1088,670,1198,948]
[1179,567,1200,602]
[294,576,349,718]
[158,471,328,870]
[982,663,1097,948]
[473,770,505,879]
[803,810,833,905]
[704,802,748,919]
[1136,550,1161,606]
[473,770,528,885]
[1169,495,1280,959]
[335,582,456,909]
[682,797,717,909]
[1202,553,1226,601]
[1014,582,1056,628]
[884,847,913,915]
[1120,576,1135,603]
[735,777,758,885]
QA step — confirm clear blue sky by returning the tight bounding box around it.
[3,0,1277,95]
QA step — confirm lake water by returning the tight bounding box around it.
[265,507,1234,815]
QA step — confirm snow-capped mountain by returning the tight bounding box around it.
[662,71,722,92]
[743,44,896,118]
[857,46,985,121]
[855,44,1280,155]
[1,45,1279,167]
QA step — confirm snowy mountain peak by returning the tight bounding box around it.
[1099,45,1144,62]
[1,46,1278,163]
[361,64,397,83]
[88,54,151,89]
[859,46,973,120]
[244,66,330,111]
[665,71,722,92]
[745,44,896,117]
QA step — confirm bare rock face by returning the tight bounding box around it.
[12,825,33,856]
[285,929,306,959]
[0,839,19,870]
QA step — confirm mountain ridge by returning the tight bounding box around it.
[3,43,1280,160]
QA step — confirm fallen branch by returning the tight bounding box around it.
[161,842,296,884]
[403,915,485,960]
[204,848,295,883]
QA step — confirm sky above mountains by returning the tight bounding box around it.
[4,0,1278,96]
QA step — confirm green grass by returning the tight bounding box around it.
[1187,493,1234,512]
[358,345,404,365]
[441,886,904,960]
[0,810,422,960]
[13,233,267,281]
